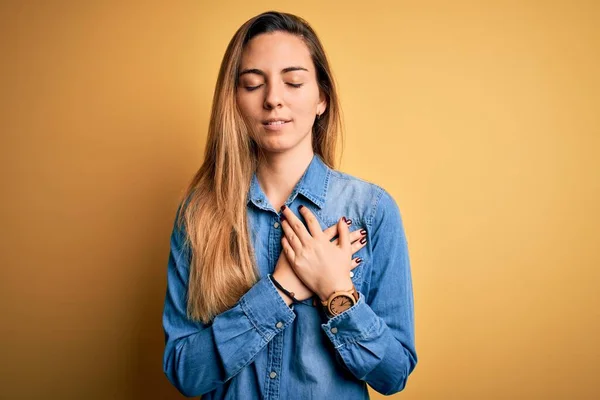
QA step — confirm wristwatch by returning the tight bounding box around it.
[320,285,359,317]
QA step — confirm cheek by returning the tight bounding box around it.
[236,93,255,118]
[291,90,319,115]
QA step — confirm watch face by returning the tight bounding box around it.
[330,294,354,315]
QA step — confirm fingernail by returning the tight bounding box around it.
[298,205,304,211]
[356,257,363,264]
[342,216,347,222]
[280,214,286,221]
[360,237,367,244]
[346,219,352,225]
[280,205,286,211]
[360,229,366,235]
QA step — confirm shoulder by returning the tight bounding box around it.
[326,169,399,226]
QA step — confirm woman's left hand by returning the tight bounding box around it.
[279,204,354,302]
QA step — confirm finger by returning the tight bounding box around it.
[297,205,325,239]
[350,257,363,270]
[324,218,352,241]
[281,219,303,254]
[281,236,296,262]
[337,217,351,251]
[332,227,365,246]
[346,234,368,255]
[280,205,312,245]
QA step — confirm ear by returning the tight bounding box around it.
[317,90,328,116]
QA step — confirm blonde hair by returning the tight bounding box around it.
[178,11,344,323]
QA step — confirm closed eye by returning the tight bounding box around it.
[244,83,303,91]
[245,84,263,92]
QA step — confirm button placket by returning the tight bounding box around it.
[264,200,285,398]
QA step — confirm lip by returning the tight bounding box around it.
[262,119,291,131]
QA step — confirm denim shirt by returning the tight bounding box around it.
[162,154,417,399]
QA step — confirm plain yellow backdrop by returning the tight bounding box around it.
[1,1,598,399]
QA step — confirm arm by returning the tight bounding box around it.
[320,189,418,395]
[162,206,296,397]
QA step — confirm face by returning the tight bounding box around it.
[236,31,327,155]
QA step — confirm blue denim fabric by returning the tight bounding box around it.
[162,154,417,399]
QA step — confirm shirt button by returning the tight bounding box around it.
[276,321,283,328]
[270,371,277,379]
[331,327,338,334]
[273,221,280,228]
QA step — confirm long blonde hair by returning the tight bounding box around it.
[178,11,344,323]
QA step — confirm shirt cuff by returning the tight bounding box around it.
[320,291,379,348]
[240,275,296,342]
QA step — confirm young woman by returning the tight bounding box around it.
[162,11,417,399]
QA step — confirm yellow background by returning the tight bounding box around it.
[1,1,598,399]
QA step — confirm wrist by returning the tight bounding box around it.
[270,273,297,306]
[318,277,354,302]
[275,286,294,306]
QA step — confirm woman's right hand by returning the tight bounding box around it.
[273,219,368,304]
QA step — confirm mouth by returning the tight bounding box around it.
[262,119,292,132]
[262,119,291,126]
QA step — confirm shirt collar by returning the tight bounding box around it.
[247,153,331,210]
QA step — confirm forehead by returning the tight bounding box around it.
[240,31,313,70]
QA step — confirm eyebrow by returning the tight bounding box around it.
[238,66,309,77]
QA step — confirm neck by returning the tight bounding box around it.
[256,146,314,210]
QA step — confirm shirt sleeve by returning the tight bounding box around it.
[162,204,296,398]
[320,189,418,395]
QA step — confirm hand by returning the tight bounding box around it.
[279,205,367,302]
[273,216,368,304]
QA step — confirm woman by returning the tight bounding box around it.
[162,11,417,399]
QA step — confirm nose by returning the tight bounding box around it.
[263,82,284,110]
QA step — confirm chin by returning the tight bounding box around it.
[257,137,303,154]
[260,142,297,154]
[255,125,312,153]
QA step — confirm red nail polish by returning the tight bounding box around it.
[298,205,304,211]
[280,205,286,211]
[360,229,366,235]
[360,237,366,244]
